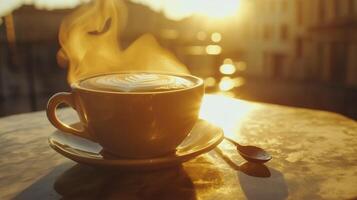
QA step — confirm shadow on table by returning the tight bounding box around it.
[14,163,196,199]
[215,148,288,200]
[13,162,74,200]
[238,164,288,200]
[54,164,195,199]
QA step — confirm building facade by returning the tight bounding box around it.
[237,0,357,86]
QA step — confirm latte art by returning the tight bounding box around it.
[80,73,196,92]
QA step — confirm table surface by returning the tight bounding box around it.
[0,95,356,200]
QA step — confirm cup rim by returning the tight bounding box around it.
[71,71,204,95]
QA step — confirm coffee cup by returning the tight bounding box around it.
[47,72,204,158]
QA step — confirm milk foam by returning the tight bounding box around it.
[81,73,195,92]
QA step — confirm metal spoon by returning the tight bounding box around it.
[224,137,272,164]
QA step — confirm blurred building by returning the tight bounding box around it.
[306,0,357,86]
[231,0,293,79]
[237,0,357,87]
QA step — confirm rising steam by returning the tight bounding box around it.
[57,0,189,84]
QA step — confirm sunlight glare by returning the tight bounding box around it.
[206,45,222,55]
[219,77,245,91]
[200,94,259,138]
[0,0,241,20]
[220,64,236,75]
[219,77,235,91]
[211,32,222,43]
[131,0,240,20]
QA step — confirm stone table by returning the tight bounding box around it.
[0,95,356,199]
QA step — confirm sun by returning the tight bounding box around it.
[131,0,240,20]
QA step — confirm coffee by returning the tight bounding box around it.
[79,73,196,92]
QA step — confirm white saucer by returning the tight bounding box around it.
[49,120,223,170]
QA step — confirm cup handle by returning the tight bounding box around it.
[47,92,93,140]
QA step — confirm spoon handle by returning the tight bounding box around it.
[224,137,242,147]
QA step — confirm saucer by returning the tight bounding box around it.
[49,120,223,170]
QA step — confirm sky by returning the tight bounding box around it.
[0,0,240,21]
[0,0,90,18]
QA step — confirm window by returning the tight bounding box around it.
[296,0,303,25]
[318,0,325,22]
[296,38,303,58]
[330,42,347,83]
[316,43,324,80]
[263,25,273,40]
[272,54,285,79]
[280,24,289,40]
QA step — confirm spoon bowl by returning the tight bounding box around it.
[224,137,272,164]
[237,145,272,164]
